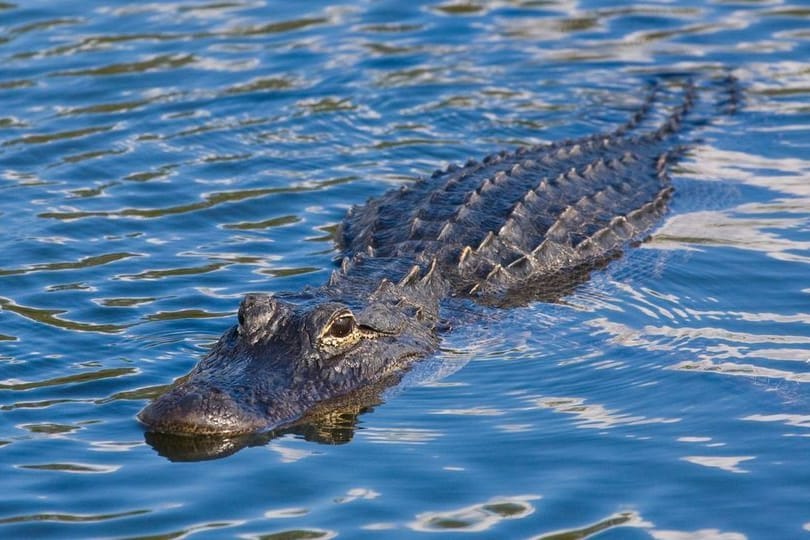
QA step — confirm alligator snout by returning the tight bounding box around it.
[138,384,268,435]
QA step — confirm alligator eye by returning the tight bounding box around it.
[327,314,355,339]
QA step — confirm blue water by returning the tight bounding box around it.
[2,0,810,538]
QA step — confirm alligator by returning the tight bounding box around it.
[138,75,738,449]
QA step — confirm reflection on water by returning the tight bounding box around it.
[409,494,540,532]
[680,455,754,474]
[528,395,681,429]
[1,0,810,538]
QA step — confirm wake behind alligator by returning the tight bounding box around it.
[139,75,738,447]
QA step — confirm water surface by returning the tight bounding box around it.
[1,0,809,538]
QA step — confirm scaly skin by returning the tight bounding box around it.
[138,76,736,437]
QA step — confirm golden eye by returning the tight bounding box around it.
[327,314,355,339]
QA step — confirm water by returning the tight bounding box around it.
[1,0,809,538]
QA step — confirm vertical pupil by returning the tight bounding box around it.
[330,316,353,338]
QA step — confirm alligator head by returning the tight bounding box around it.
[138,286,440,436]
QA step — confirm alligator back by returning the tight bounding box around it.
[338,79,707,305]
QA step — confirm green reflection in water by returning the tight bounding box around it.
[62,150,126,166]
[531,512,638,540]
[39,186,309,220]
[224,214,300,230]
[99,297,157,307]
[0,79,35,90]
[46,283,91,292]
[53,53,196,77]
[59,100,151,117]
[1,398,77,412]
[177,3,247,15]
[363,42,419,55]
[225,77,299,95]
[125,164,179,182]
[359,23,424,33]
[372,137,454,150]
[637,23,719,43]
[260,267,321,278]
[559,17,599,32]
[0,115,29,127]
[411,495,538,532]
[101,383,171,403]
[143,309,227,322]
[0,367,137,391]
[298,97,357,113]
[20,422,79,434]
[2,125,115,147]
[19,462,119,474]
[229,17,329,37]
[765,8,810,18]
[8,17,82,38]
[480,501,530,518]
[433,3,487,16]
[121,262,228,281]
[0,252,140,277]
[117,520,239,539]
[11,33,185,60]
[0,297,128,333]
[40,175,357,221]
[0,509,150,525]
[255,530,334,540]
[200,153,253,164]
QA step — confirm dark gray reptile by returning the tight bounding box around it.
[138,76,737,447]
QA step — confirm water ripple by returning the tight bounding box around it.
[1,0,809,538]
[409,494,540,533]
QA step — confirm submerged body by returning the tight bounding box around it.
[139,77,733,437]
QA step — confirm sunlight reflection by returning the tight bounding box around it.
[528,396,680,429]
[681,455,755,474]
